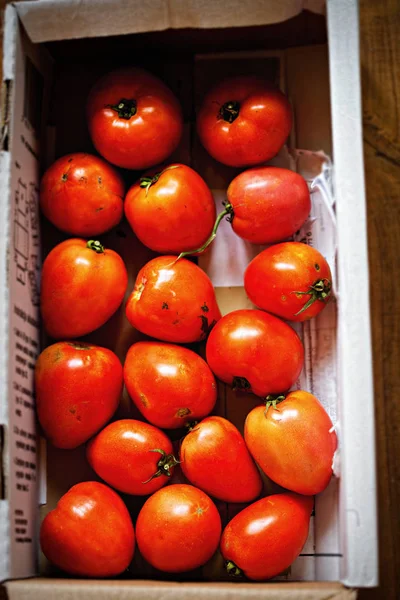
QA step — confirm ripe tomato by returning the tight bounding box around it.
[206,309,304,396]
[41,238,128,339]
[125,164,216,254]
[35,341,122,449]
[244,391,337,495]
[180,416,262,503]
[244,242,332,321]
[225,167,310,244]
[197,76,291,167]
[40,153,124,236]
[124,341,217,429]
[87,419,178,495]
[136,484,221,573]
[125,256,221,343]
[40,481,135,577]
[220,493,313,581]
[87,68,183,170]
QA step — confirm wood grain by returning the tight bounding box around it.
[358,0,400,598]
[0,0,398,597]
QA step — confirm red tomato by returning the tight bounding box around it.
[180,416,262,503]
[220,493,313,581]
[244,391,337,495]
[125,256,221,343]
[225,167,310,244]
[206,309,304,396]
[87,68,183,170]
[40,153,124,236]
[35,341,122,449]
[197,76,291,167]
[125,164,216,253]
[244,242,333,321]
[124,341,217,429]
[87,419,177,495]
[40,481,135,577]
[136,484,221,573]
[41,238,128,339]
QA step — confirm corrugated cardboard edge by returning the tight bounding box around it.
[15,0,325,43]
[0,3,18,584]
[3,579,357,600]
[326,0,378,588]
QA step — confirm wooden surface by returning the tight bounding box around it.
[0,0,399,597]
[358,1,400,599]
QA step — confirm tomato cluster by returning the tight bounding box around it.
[36,67,337,581]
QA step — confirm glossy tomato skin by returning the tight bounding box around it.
[87,68,183,170]
[197,76,291,167]
[40,238,128,339]
[126,256,221,343]
[87,419,176,495]
[40,153,124,236]
[244,242,332,322]
[125,164,216,253]
[136,484,221,573]
[124,341,217,429]
[227,167,310,244]
[206,309,304,396]
[40,481,135,577]
[35,341,122,449]
[245,391,337,495]
[220,493,313,581]
[180,416,262,503]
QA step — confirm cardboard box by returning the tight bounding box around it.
[0,0,378,597]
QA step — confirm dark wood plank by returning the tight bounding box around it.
[358,0,400,598]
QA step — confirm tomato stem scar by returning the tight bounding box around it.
[87,240,105,254]
[142,448,180,484]
[232,376,251,392]
[219,100,240,123]
[176,202,234,261]
[291,278,332,316]
[139,165,180,197]
[185,421,199,434]
[107,98,137,119]
[225,560,243,577]
[264,394,286,415]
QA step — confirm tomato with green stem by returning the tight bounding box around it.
[125,164,216,254]
[87,419,178,495]
[40,238,128,339]
[177,167,310,260]
[244,391,337,495]
[180,416,262,503]
[206,309,304,397]
[87,67,183,170]
[220,493,313,581]
[244,242,333,321]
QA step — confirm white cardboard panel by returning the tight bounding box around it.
[327,0,378,587]
[0,7,53,581]
[15,0,325,43]
[0,0,378,590]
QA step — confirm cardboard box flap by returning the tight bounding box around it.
[326,0,378,587]
[16,0,325,43]
[4,579,357,600]
[0,4,53,583]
